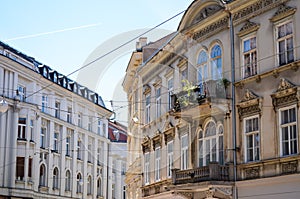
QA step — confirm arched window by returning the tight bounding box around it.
[53,167,59,189]
[87,175,92,195]
[65,170,71,191]
[77,173,83,193]
[197,50,208,83]
[198,121,224,166]
[210,44,222,80]
[97,178,102,196]
[39,164,46,186]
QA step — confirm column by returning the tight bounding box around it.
[92,138,98,197]
[60,126,67,192]
[0,67,4,96]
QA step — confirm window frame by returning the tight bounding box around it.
[155,87,161,118]
[167,140,173,178]
[145,93,151,124]
[181,134,188,170]
[155,147,161,182]
[210,44,222,80]
[144,152,150,185]
[167,77,174,111]
[243,115,260,162]
[41,95,48,113]
[242,35,258,79]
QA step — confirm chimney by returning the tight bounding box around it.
[136,37,147,52]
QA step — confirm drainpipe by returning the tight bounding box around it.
[229,10,238,199]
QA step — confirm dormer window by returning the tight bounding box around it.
[73,84,77,93]
[84,90,88,98]
[94,94,98,104]
[43,68,47,77]
[63,78,67,88]
[53,73,57,83]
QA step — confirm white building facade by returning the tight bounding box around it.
[0,41,113,199]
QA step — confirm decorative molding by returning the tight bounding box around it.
[237,20,260,37]
[271,78,298,108]
[238,89,261,118]
[232,0,290,24]
[192,17,229,42]
[143,84,151,95]
[270,3,297,22]
[164,126,175,144]
[174,191,193,199]
[191,4,223,27]
[244,166,260,179]
[152,132,162,150]
[281,161,298,174]
[215,186,233,196]
[177,57,188,68]
[141,136,151,153]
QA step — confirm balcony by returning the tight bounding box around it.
[171,79,230,118]
[172,162,230,185]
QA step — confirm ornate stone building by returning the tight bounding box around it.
[123,0,300,198]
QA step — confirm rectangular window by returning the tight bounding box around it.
[29,120,34,141]
[53,132,59,153]
[66,136,70,157]
[78,113,82,127]
[40,128,46,148]
[28,157,32,179]
[144,152,150,184]
[67,107,72,123]
[17,118,26,140]
[16,157,25,180]
[77,140,81,160]
[97,147,101,165]
[145,94,151,124]
[17,85,26,102]
[88,144,92,163]
[167,141,173,178]
[54,101,60,118]
[97,119,102,135]
[244,116,260,162]
[181,134,188,170]
[280,106,297,156]
[155,147,161,181]
[167,78,174,111]
[41,95,48,113]
[243,36,257,78]
[88,117,92,131]
[277,21,294,65]
[181,68,188,87]
[156,87,161,118]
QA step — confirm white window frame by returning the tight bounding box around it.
[167,141,173,178]
[279,105,298,156]
[97,119,102,135]
[197,50,208,83]
[17,85,26,102]
[242,35,257,78]
[88,117,92,131]
[40,127,46,148]
[155,87,161,118]
[41,95,48,113]
[65,170,71,191]
[18,118,26,140]
[78,113,82,127]
[77,140,81,160]
[244,115,260,162]
[144,152,150,185]
[167,77,174,111]
[145,94,151,124]
[210,44,222,80]
[66,135,70,157]
[53,132,59,152]
[181,134,188,170]
[54,101,60,118]
[275,20,294,66]
[155,147,161,182]
[88,144,92,163]
[29,119,34,141]
[67,107,72,123]
[53,167,59,189]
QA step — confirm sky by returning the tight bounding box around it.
[1,0,194,124]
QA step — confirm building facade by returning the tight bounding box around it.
[123,0,300,198]
[0,41,113,199]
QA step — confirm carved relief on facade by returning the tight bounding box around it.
[237,20,260,37]
[174,191,193,199]
[244,166,260,179]
[238,89,262,118]
[270,3,297,22]
[281,161,298,174]
[271,78,298,108]
[152,131,162,150]
[142,136,151,153]
[164,122,175,144]
[191,4,223,26]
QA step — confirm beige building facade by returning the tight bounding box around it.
[123,0,300,198]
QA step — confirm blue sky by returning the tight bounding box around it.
[1,1,193,121]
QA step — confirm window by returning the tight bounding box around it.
[97,147,101,165]
[55,101,60,118]
[103,123,106,137]
[280,106,297,156]
[123,186,126,199]
[155,147,161,181]
[87,175,92,194]
[88,144,92,163]
[276,21,294,65]
[65,170,71,191]
[198,121,224,166]
[88,117,92,131]
[181,134,188,170]
[40,128,46,148]
[39,164,46,186]
[77,140,82,160]
[53,132,59,153]
[244,116,260,162]
[53,73,57,83]
[28,157,32,179]
[167,141,173,178]
[66,136,70,156]
[78,113,82,127]
[97,178,102,196]
[156,87,161,118]
[17,85,26,102]
[181,67,188,87]
[18,118,26,140]
[243,36,257,78]
[97,119,102,135]
[210,44,222,80]
[16,157,25,180]
[145,94,151,124]
[167,78,174,111]
[53,167,59,189]
[197,50,208,83]
[144,152,150,185]
[41,95,48,113]
[29,120,34,141]
[76,173,82,193]
[67,107,72,123]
